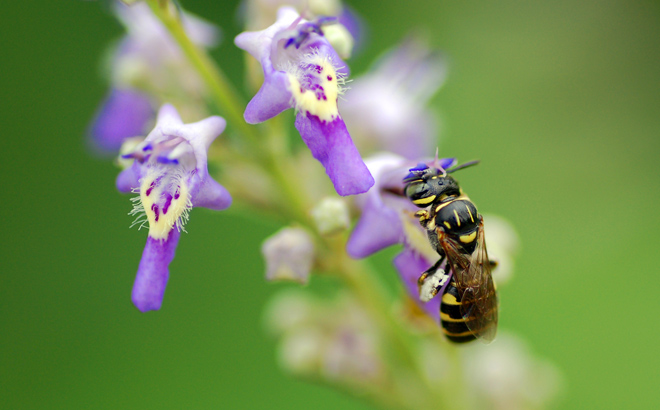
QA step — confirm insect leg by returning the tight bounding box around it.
[418,256,444,285]
[418,257,451,303]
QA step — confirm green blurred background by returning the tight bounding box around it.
[1,0,659,409]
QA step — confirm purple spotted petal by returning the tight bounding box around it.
[244,70,293,124]
[305,38,350,77]
[393,248,440,322]
[347,192,402,258]
[118,105,232,312]
[90,88,153,153]
[295,112,374,196]
[132,229,180,312]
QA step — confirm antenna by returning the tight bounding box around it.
[446,160,480,174]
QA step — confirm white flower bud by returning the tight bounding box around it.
[310,197,350,235]
[263,290,316,335]
[323,24,354,60]
[261,227,315,284]
[115,136,145,169]
[278,329,324,374]
[483,214,520,285]
[461,333,562,409]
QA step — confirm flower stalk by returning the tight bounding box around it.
[145,0,258,143]
[139,0,457,406]
[94,1,560,409]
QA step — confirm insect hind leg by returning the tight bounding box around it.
[418,258,451,303]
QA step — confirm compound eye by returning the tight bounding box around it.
[405,181,437,207]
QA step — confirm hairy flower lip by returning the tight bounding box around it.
[117,104,231,312]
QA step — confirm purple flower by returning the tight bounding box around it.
[117,104,232,312]
[346,153,455,319]
[340,38,446,159]
[89,1,220,153]
[90,88,154,153]
[234,7,374,196]
[393,247,441,321]
[347,153,455,258]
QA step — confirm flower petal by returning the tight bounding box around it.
[346,192,402,258]
[116,162,140,193]
[244,71,293,124]
[191,177,232,210]
[393,248,440,321]
[131,229,180,312]
[338,6,364,53]
[295,112,374,196]
[89,88,153,153]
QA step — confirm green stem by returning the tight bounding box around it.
[144,2,458,408]
[327,238,450,409]
[145,0,259,143]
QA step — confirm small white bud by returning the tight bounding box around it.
[307,0,342,17]
[310,197,350,236]
[278,329,324,375]
[263,290,316,335]
[483,214,520,285]
[323,24,354,60]
[115,136,145,169]
[261,227,315,284]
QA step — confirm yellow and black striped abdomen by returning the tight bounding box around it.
[440,282,477,344]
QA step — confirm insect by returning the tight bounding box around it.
[403,160,498,343]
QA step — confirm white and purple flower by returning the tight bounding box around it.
[234,7,374,196]
[241,0,362,58]
[346,153,455,320]
[341,38,447,159]
[89,1,219,153]
[117,104,232,312]
[346,153,455,259]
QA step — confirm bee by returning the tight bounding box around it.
[403,161,497,343]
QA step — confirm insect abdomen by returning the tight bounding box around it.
[440,282,477,344]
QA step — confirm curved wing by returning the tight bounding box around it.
[438,217,498,343]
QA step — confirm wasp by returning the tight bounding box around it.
[403,161,497,343]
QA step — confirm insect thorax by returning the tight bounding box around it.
[432,198,480,254]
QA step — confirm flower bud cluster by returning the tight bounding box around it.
[264,290,385,388]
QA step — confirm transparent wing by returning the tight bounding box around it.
[439,217,498,343]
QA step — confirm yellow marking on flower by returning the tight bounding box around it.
[140,174,191,240]
[287,57,339,122]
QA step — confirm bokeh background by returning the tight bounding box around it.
[1,0,659,409]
